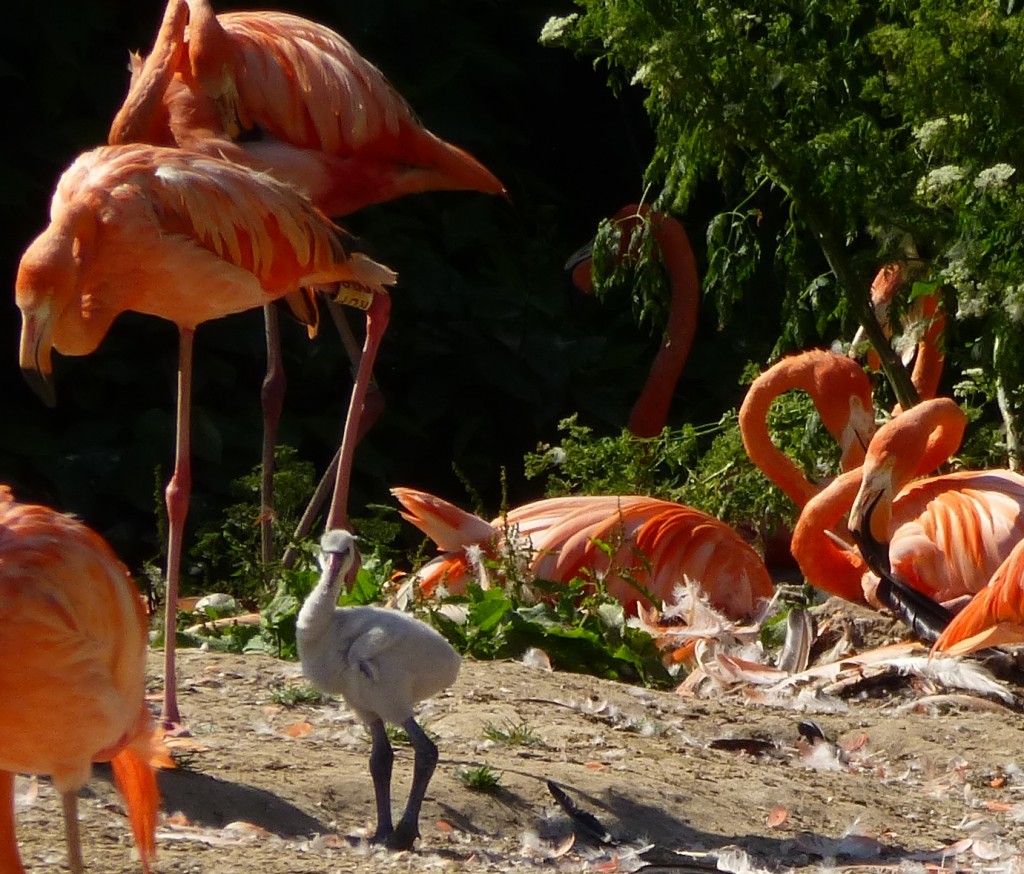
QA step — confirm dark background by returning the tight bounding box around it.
[0,0,778,576]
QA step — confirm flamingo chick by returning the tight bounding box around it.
[0,486,160,874]
[296,530,460,850]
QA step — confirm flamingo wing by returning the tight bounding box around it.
[889,470,1024,600]
[932,537,1024,655]
[391,487,496,552]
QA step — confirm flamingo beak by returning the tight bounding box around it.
[849,491,892,578]
[18,305,57,408]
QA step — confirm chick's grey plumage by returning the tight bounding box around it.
[296,529,460,849]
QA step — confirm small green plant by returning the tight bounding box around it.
[482,719,543,748]
[456,765,502,793]
[270,683,332,707]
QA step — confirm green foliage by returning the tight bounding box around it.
[544,0,1024,459]
[524,414,702,497]
[588,207,673,339]
[188,445,317,600]
[456,765,503,793]
[483,719,544,747]
[430,577,672,688]
[270,683,332,707]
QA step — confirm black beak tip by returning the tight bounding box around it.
[21,368,57,408]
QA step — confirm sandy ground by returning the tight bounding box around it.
[11,601,1024,874]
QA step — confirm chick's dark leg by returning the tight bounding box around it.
[368,719,394,843]
[389,717,439,850]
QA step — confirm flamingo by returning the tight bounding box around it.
[15,142,397,730]
[108,0,507,560]
[568,204,699,438]
[793,398,1024,637]
[0,486,160,873]
[297,530,460,849]
[738,349,877,510]
[853,261,946,414]
[392,488,774,622]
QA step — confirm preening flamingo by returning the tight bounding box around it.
[392,488,774,622]
[797,397,1024,639]
[15,142,397,729]
[0,486,160,873]
[569,204,699,438]
[109,0,507,558]
[297,530,460,850]
[738,349,876,510]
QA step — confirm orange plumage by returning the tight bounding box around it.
[109,0,506,214]
[392,488,774,622]
[0,486,160,873]
[15,141,397,729]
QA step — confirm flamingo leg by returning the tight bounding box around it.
[61,791,83,874]
[327,299,387,438]
[162,327,195,731]
[326,294,391,532]
[0,771,24,874]
[260,304,286,570]
[367,718,395,843]
[389,717,439,850]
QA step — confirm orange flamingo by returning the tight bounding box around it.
[16,142,397,729]
[790,406,976,607]
[0,486,160,873]
[569,204,699,438]
[109,0,507,558]
[392,488,774,622]
[849,398,1024,602]
[793,398,1024,635]
[853,261,945,413]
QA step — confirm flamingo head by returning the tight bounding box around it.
[318,529,361,592]
[16,208,108,407]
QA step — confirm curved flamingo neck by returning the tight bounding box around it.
[790,468,867,601]
[626,210,699,438]
[108,0,188,145]
[739,350,875,509]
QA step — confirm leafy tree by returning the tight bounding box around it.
[544,0,1024,463]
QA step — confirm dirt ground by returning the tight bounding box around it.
[11,600,1024,874]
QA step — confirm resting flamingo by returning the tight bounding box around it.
[109,0,507,558]
[853,261,945,414]
[792,398,1024,637]
[0,486,160,873]
[16,142,397,729]
[392,488,774,622]
[568,204,699,438]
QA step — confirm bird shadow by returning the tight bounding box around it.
[545,780,918,870]
[95,763,327,837]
